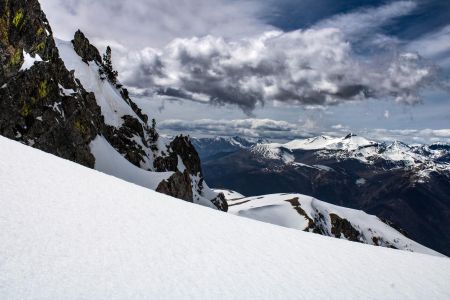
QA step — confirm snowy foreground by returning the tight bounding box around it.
[1,136,449,300]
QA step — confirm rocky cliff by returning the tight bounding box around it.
[0,0,227,211]
[0,0,102,166]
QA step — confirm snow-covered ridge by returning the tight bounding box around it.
[227,193,441,256]
[1,136,449,299]
[54,37,224,209]
[251,143,295,164]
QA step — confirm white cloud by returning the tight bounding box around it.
[159,118,310,139]
[120,28,437,112]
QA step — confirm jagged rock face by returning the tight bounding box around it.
[102,115,148,167]
[0,0,103,167]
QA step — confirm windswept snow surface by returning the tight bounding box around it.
[1,136,449,300]
[228,194,442,256]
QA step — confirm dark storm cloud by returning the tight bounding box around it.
[42,0,448,113]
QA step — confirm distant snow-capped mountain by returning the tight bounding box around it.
[199,134,450,256]
[250,134,450,182]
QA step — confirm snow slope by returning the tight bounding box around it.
[1,136,450,300]
[90,136,173,190]
[228,194,441,256]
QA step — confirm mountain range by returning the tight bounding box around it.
[197,134,450,255]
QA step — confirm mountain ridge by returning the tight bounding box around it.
[197,134,450,255]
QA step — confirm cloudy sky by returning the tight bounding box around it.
[41,0,450,143]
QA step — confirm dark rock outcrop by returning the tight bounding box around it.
[0,0,103,167]
[154,135,227,210]
[329,213,360,242]
[210,192,228,211]
[156,171,193,202]
[72,30,101,64]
